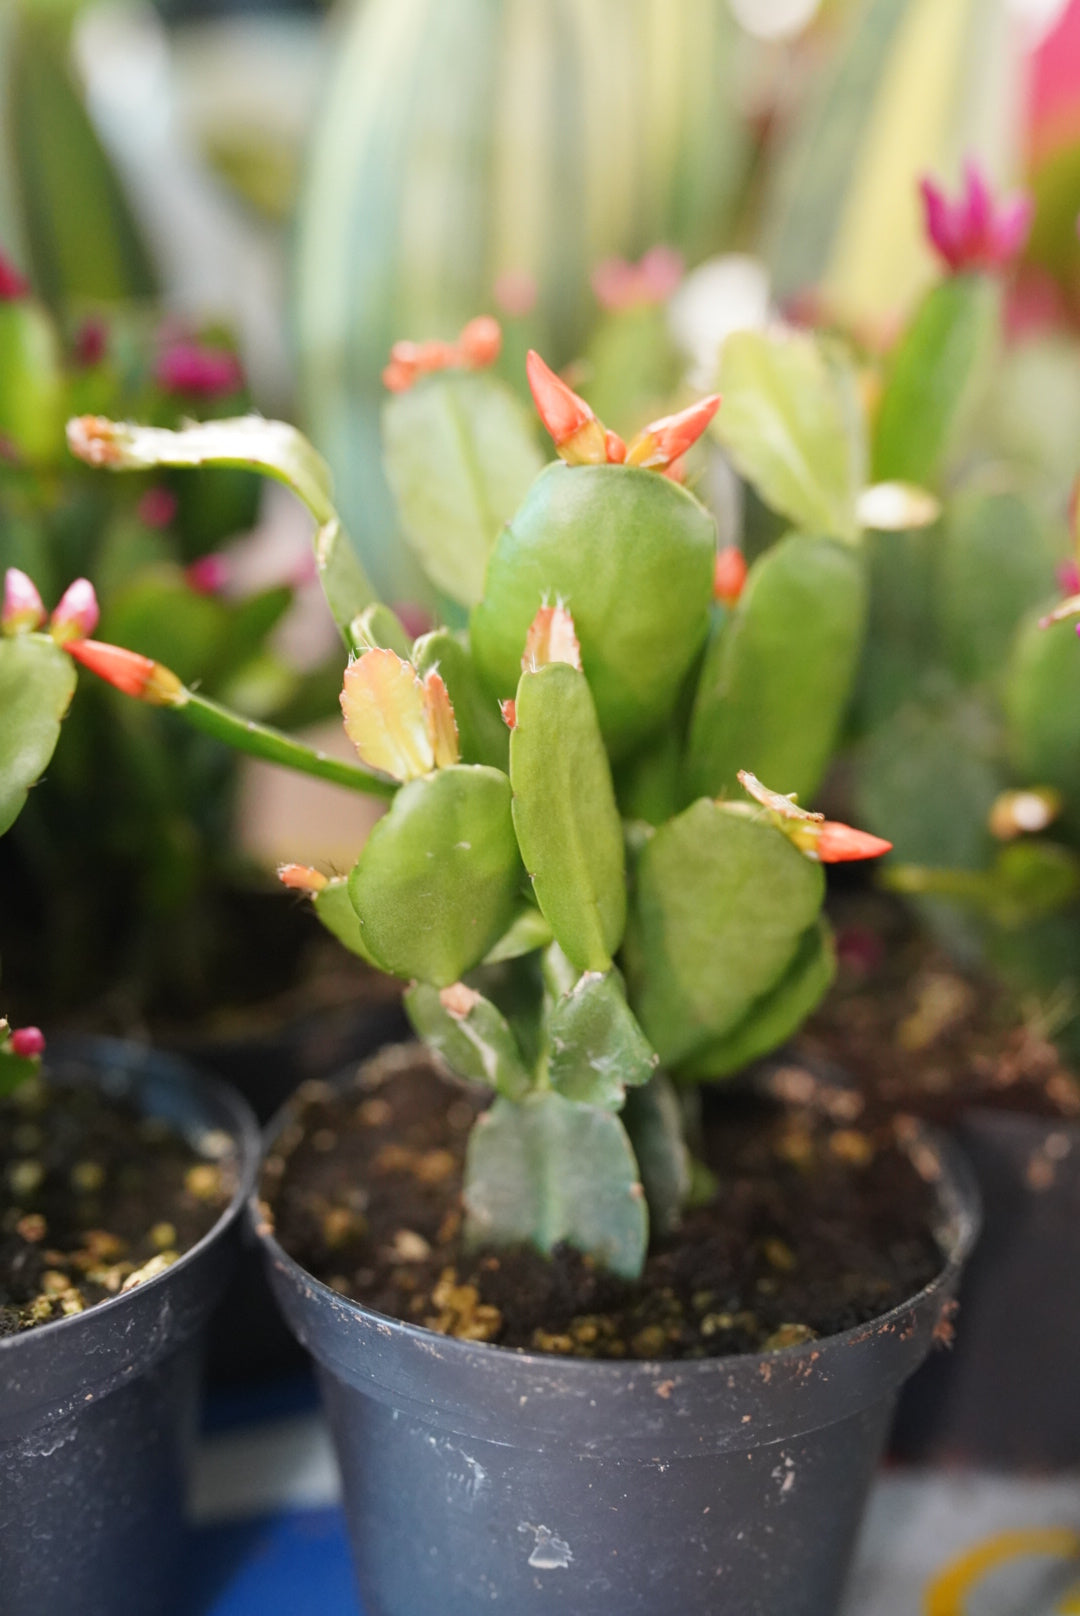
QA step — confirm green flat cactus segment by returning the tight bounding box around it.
[0,633,76,836]
[546,971,657,1110]
[938,491,1060,688]
[675,918,835,1082]
[684,534,867,805]
[463,1091,647,1280]
[405,982,532,1101]
[510,662,626,972]
[714,328,864,542]
[1007,615,1080,827]
[349,603,414,658]
[347,763,520,986]
[622,1075,691,1239]
[412,628,508,770]
[471,463,715,760]
[382,372,544,608]
[312,879,379,966]
[872,273,999,487]
[482,906,554,964]
[624,802,825,1068]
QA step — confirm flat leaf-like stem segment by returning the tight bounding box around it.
[383,372,543,607]
[872,273,999,487]
[464,1091,647,1280]
[622,1075,691,1239]
[624,801,825,1068]
[676,917,835,1081]
[685,534,867,806]
[66,416,377,646]
[0,633,76,834]
[405,982,532,1100]
[471,463,715,760]
[714,329,864,542]
[510,662,625,972]
[311,878,379,965]
[348,764,520,985]
[546,971,656,1109]
[413,629,508,770]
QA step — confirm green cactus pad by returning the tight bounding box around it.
[675,917,835,1081]
[622,1075,691,1239]
[463,1091,647,1279]
[938,491,1060,688]
[405,982,532,1100]
[471,463,715,760]
[623,801,825,1067]
[510,661,626,971]
[349,602,414,659]
[347,763,520,985]
[311,878,379,966]
[546,970,657,1109]
[685,533,866,806]
[413,628,509,770]
[1007,614,1080,828]
[0,633,77,836]
[383,372,544,608]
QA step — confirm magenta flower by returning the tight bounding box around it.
[155,341,243,399]
[185,554,230,596]
[2,569,45,635]
[0,250,28,301]
[73,316,108,368]
[920,161,1033,274]
[50,578,100,643]
[9,1026,45,1059]
[137,485,179,529]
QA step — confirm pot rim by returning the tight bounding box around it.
[250,1051,981,1382]
[0,1035,261,1356]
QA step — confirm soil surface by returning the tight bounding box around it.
[802,897,1080,1126]
[0,1077,236,1334]
[265,1045,944,1361]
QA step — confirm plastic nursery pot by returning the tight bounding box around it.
[0,1038,260,1616]
[255,1101,979,1616]
[890,1107,1080,1470]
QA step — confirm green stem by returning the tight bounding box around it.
[175,690,397,800]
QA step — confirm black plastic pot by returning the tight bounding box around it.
[0,1039,260,1616]
[890,1106,1080,1469]
[255,1094,979,1616]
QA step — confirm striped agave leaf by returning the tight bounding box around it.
[293,0,747,603]
[760,0,1021,325]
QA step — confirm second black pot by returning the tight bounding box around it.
[0,1039,260,1616]
[890,1106,1080,1468]
[256,1101,978,1616]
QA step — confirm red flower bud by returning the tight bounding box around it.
[9,1026,45,1058]
[626,395,720,471]
[2,568,45,635]
[500,698,517,730]
[458,316,502,368]
[278,864,328,892]
[604,429,627,464]
[811,822,893,864]
[65,638,184,705]
[525,350,607,464]
[49,578,100,643]
[713,546,748,607]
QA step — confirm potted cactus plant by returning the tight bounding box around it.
[0,602,260,1616]
[58,332,976,1615]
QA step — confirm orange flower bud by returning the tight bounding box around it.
[625,395,720,471]
[500,698,517,730]
[423,669,460,768]
[713,546,748,607]
[788,821,893,863]
[278,864,329,893]
[604,429,627,464]
[65,638,184,705]
[458,316,502,368]
[525,350,607,465]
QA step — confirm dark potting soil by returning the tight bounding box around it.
[264,1046,944,1361]
[0,1077,235,1334]
[800,895,1080,1128]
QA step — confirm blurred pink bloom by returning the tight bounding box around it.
[592,245,684,311]
[1058,558,1080,597]
[137,485,178,529]
[73,316,108,367]
[50,578,100,643]
[393,602,434,641]
[185,554,230,596]
[920,161,1033,274]
[0,250,28,301]
[156,341,243,399]
[2,568,45,634]
[9,1026,45,1058]
[493,269,538,318]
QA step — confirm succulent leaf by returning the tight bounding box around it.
[546,971,657,1110]
[340,649,434,781]
[347,764,520,986]
[464,1091,647,1280]
[0,632,76,835]
[1006,613,1080,833]
[412,629,509,770]
[622,1075,691,1239]
[311,877,380,966]
[405,981,532,1100]
[510,661,625,973]
[482,907,554,965]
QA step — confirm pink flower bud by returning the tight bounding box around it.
[49,578,99,643]
[137,485,179,529]
[493,269,537,318]
[592,245,683,311]
[920,161,1033,275]
[155,341,243,399]
[2,568,45,635]
[9,1026,45,1058]
[0,250,28,301]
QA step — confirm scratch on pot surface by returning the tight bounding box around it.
[772,1454,796,1497]
[519,1522,573,1570]
[426,1435,489,1504]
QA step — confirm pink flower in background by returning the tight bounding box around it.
[1057,558,1080,597]
[0,250,28,301]
[393,602,434,641]
[49,578,100,643]
[73,316,108,367]
[9,1026,45,1058]
[185,554,230,596]
[137,485,179,529]
[156,341,243,399]
[920,161,1033,274]
[592,245,684,311]
[493,270,538,318]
